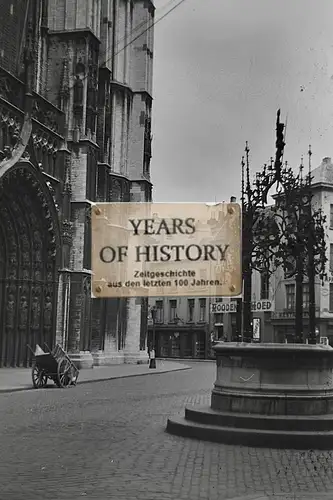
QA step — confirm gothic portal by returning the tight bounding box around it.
[0,164,60,366]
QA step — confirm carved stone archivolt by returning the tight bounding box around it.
[0,103,23,160]
[32,130,58,155]
[62,219,73,245]
[108,175,130,202]
[83,276,91,296]
[30,127,59,178]
[0,165,61,367]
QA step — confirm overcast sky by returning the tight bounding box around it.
[151,0,333,203]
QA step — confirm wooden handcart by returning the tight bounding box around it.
[27,343,79,389]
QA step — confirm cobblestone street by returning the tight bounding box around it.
[1,361,333,500]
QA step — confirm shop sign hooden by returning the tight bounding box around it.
[211,300,274,314]
[91,202,241,298]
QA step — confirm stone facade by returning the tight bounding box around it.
[0,0,154,367]
[147,296,210,359]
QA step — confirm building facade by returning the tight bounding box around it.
[271,157,333,344]
[148,296,211,359]
[0,0,154,367]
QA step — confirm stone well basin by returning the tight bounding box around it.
[212,342,333,415]
[166,342,333,449]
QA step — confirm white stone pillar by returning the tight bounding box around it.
[124,297,148,364]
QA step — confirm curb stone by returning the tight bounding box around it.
[0,364,191,395]
[227,493,333,500]
[158,357,215,363]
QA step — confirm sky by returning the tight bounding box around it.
[151,0,333,203]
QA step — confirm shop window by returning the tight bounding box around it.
[182,332,193,357]
[187,299,194,322]
[285,284,295,310]
[169,299,177,322]
[155,300,163,323]
[199,298,206,322]
[215,313,223,324]
[194,332,205,358]
[303,283,309,309]
[171,332,180,357]
[159,333,169,357]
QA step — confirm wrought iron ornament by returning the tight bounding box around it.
[240,111,327,343]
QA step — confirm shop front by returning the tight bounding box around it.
[148,327,207,359]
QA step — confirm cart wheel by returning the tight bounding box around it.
[57,358,72,388]
[32,365,48,389]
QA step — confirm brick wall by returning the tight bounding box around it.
[70,146,88,201]
[70,204,86,270]
[47,0,101,35]
[127,93,145,179]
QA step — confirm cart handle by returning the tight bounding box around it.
[44,343,51,353]
[27,344,34,355]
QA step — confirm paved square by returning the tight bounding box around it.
[1,362,333,500]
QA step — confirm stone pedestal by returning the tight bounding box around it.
[92,349,125,365]
[124,349,149,365]
[167,342,333,449]
[70,351,94,369]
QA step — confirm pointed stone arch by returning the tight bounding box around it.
[0,161,61,367]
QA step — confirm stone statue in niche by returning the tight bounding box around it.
[34,269,42,281]
[144,117,152,159]
[31,294,41,329]
[44,295,52,328]
[73,76,84,109]
[5,294,15,329]
[19,295,28,328]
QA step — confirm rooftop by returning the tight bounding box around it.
[311,156,333,186]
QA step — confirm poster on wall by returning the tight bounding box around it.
[252,317,261,341]
[91,202,241,298]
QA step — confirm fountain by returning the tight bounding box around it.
[167,342,333,449]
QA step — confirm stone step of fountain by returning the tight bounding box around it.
[184,405,333,432]
[166,412,333,449]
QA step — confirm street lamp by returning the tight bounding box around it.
[149,305,157,369]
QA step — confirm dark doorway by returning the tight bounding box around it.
[155,330,206,359]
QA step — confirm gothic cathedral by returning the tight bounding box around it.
[0,0,154,367]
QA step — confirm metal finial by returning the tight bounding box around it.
[308,145,312,185]
[245,142,251,199]
[241,155,245,206]
[299,156,304,182]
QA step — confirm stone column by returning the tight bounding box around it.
[55,270,72,348]
[96,298,125,365]
[124,297,149,364]
[67,270,93,368]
